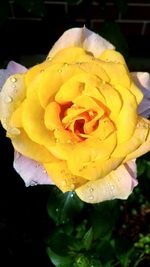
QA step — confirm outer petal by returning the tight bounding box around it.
[48,27,115,58]
[0,61,27,89]
[131,72,150,117]
[13,151,53,186]
[75,160,137,204]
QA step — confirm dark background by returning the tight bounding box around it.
[0,1,150,266]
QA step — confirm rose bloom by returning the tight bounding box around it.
[0,27,150,203]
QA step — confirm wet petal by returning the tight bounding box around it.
[75,160,137,203]
[13,151,54,186]
[44,160,86,192]
[48,27,114,58]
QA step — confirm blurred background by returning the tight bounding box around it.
[0,0,150,70]
[0,1,150,267]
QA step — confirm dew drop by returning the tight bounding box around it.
[64,63,68,67]
[70,193,74,198]
[58,69,62,73]
[89,195,94,200]
[89,187,94,192]
[10,77,17,83]
[4,96,12,103]
[47,56,52,61]
[12,84,16,88]
[56,208,59,212]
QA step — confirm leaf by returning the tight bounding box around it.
[82,227,93,250]
[91,200,119,239]
[47,247,72,267]
[47,187,84,225]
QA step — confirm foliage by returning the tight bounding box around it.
[46,154,150,267]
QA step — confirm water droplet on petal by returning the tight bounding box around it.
[89,195,94,200]
[12,84,16,88]
[47,56,52,61]
[10,77,17,83]
[89,187,94,192]
[4,96,12,103]
[58,69,62,73]
[64,63,68,67]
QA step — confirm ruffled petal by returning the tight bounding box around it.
[13,151,54,186]
[48,27,114,58]
[75,160,137,203]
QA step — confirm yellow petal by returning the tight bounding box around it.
[125,117,150,161]
[112,117,149,158]
[44,101,62,131]
[99,49,127,65]
[68,132,117,180]
[22,90,54,151]
[98,83,122,121]
[10,103,24,128]
[51,47,88,63]
[12,129,54,163]
[130,81,143,105]
[115,85,137,143]
[38,63,86,108]
[79,61,110,83]
[44,160,86,192]
[98,60,130,88]
[75,161,136,203]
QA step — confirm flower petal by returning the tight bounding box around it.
[7,61,27,74]
[13,151,53,186]
[48,27,114,58]
[0,61,27,89]
[131,72,150,117]
[75,160,137,203]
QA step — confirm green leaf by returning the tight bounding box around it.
[47,247,72,267]
[47,187,84,225]
[82,227,93,250]
[91,200,119,239]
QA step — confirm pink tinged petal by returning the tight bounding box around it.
[131,72,150,117]
[7,61,27,74]
[75,160,137,204]
[13,151,54,186]
[0,61,27,90]
[48,26,115,58]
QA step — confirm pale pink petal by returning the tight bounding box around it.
[75,160,137,203]
[13,151,54,186]
[7,61,27,74]
[0,61,27,90]
[131,72,150,117]
[48,26,114,58]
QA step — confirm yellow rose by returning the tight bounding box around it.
[1,27,150,203]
